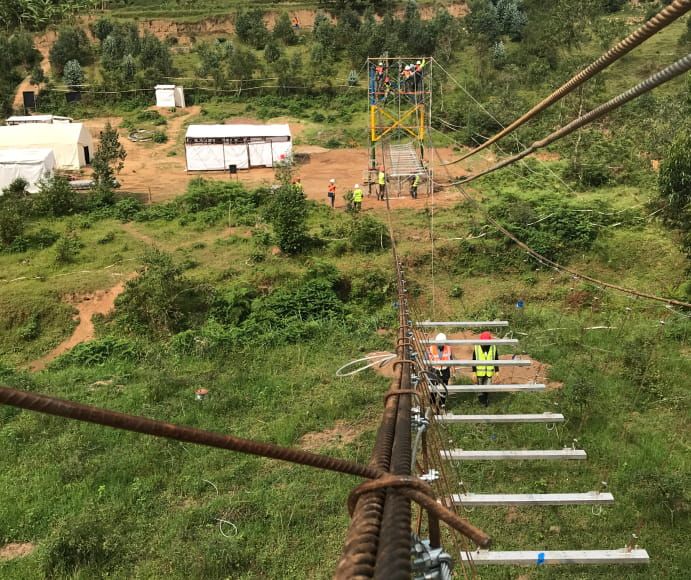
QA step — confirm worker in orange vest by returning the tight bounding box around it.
[327,178,336,208]
[428,332,453,409]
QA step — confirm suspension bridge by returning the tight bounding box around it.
[1,1,690,577]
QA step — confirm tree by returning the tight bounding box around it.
[273,12,298,45]
[264,39,282,64]
[49,27,91,75]
[267,175,309,254]
[62,59,85,88]
[0,178,29,246]
[228,46,258,81]
[92,122,127,188]
[235,9,270,50]
[91,17,115,42]
[658,128,691,229]
[34,176,79,217]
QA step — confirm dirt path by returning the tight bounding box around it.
[28,275,135,372]
[12,31,54,111]
[0,542,35,561]
[120,222,156,245]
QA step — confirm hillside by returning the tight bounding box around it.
[0,1,690,578]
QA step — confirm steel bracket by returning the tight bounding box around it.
[412,537,453,580]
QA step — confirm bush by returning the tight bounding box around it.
[0,178,30,246]
[34,176,80,217]
[115,248,213,336]
[348,214,389,252]
[658,127,691,229]
[266,183,309,254]
[113,197,144,221]
[62,59,85,88]
[54,231,81,264]
[54,336,140,367]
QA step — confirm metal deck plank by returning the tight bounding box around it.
[461,549,649,565]
[451,492,615,506]
[436,413,564,424]
[441,449,587,460]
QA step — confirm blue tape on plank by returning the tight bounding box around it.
[537,552,545,565]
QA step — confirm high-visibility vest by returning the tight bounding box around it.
[378,171,386,185]
[413,174,420,187]
[429,344,451,366]
[353,188,363,202]
[474,345,497,377]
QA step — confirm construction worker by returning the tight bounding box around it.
[472,331,498,407]
[327,178,336,208]
[428,332,453,409]
[352,183,363,211]
[292,15,300,30]
[377,167,386,200]
[293,177,304,193]
[410,173,420,199]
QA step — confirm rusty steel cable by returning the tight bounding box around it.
[442,0,691,165]
[448,52,691,190]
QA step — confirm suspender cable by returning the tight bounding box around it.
[443,0,691,165]
[444,53,691,187]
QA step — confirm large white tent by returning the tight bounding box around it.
[184,124,292,171]
[0,148,55,193]
[6,115,73,125]
[155,85,185,108]
[0,123,94,170]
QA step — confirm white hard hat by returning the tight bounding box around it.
[416,60,421,65]
[435,333,447,343]
[330,178,335,183]
[378,61,383,66]
[404,65,411,70]
[354,184,360,188]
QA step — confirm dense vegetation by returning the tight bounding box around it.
[0,1,689,578]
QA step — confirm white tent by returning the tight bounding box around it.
[184,124,292,171]
[0,148,55,193]
[6,115,73,125]
[155,85,185,108]
[0,123,94,170]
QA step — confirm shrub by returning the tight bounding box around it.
[113,197,143,221]
[0,178,30,246]
[658,127,691,229]
[92,122,127,188]
[115,248,213,336]
[266,183,309,254]
[31,227,59,249]
[34,176,80,217]
[348,214,389,252]
[54,231,81,264]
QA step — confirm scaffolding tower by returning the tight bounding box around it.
[367,56,433,197]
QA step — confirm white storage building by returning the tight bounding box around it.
[0,123,94,170]
[0,148,56,193]
[155,85,186,108]
[6,115,73,125]
[184,124,292,171]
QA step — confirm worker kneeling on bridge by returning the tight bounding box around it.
[428,332,453,410]
[473,331,499,407]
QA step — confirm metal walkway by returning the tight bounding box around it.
[387,142,425,177]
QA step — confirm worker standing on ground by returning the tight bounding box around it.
[293,177,304,193]
[352,183,363,212]
[472,331,498,407]
[428,332,453,409]
[410,173,420,199]
[377,167,386,200]
[327,178,336,209]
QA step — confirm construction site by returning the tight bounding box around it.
[0,1,690,578]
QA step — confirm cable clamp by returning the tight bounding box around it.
[420,469,439,483]
[412,536,453,580]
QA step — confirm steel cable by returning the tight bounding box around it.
[443,0,691,164]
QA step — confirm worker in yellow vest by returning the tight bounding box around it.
[428,332,453,409]
[473,331,498,407]
[410,173,420,199]
[352,184,363,211]
[377,167,386,200]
